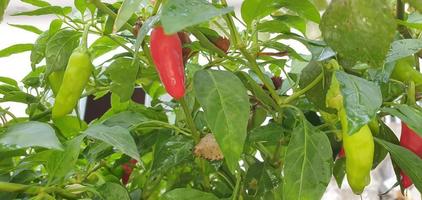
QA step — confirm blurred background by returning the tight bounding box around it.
[0,1,420,199]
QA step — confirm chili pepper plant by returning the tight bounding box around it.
[0,0,422,199]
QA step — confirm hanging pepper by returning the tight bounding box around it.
[52,24,93,118]
[150,26,185,99]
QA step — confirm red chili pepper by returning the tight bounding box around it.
[150,26,185,99]
[400,122,422,188]
[338,147,345,159]
[121,159,138,185]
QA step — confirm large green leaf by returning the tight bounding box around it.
[84,124,140,161]
[12,6,70,16]
[161,0,233,34]
[375,139,422,192]
[105,57,138,102]
[385,39,422,63]
[162,188,219,200]
[103,111,149,129]
[30,31,49,66]
[46,135,84,183]
[194,70,250,172]
[321,0,396,67]
[97,182,131,200]
[382,104,422,137]
[244,161,278,198]
[283,120,333,200]
[0,121,62,150]
[336,71,382,135]
[89,35,126,58]
[0,44,33,58]
[45,30,81,74]
[280,0,320,23]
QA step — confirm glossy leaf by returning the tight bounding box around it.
[0,122,62,150]
[283,120,333,200]
[84,124,140,161]
[336,71,382,135]
[97,182,131,200]
[114,0,143,32]
[385,39,422,63]
[194,70,250,172]
[45,30,81,74]
[161,0,233,34]
[321,0,396,67]
[382,104,422,137]
[89,35,126,58]
[105,57,139,102]
[103,111,149,129]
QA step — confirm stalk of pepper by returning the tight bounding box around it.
[327,73,374,194]
[150,26,185,99]
[52,24,93,118]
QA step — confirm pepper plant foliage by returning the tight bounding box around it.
[0,0,422,199]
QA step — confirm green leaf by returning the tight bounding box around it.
[375,138,422,192]
[336,71,382,135]
[244,161,278,198]
[321,0,396,67]
[89,35,126,58]
[0,76,18,87]
[241,0,279,26]
[12,6,67,16]
[161,0,233,34]
[45,30,81,74]
[382,104,422,137]
[105,57,138,102]
[8,23,42,34]
[0,121,62,150]
[385,39,422,63]
[283,119,333,200]
[30,31,49,66]
[54,116,87,139]
[151,135,193,175]
[162,188,219,200]
[97,182,131,200]
[236,71,278,110]
[84,124,140,161]
[194,70,250,172]
[114,0,143,32]
[272,15,306,34]
[20,0,51,7]
[0,44,33,58]
[248,122,285,145]
[280,0,320,23]
[257,20,290,33]
[46,135,84,183]
[133,15,159,56]
[333,157,346,188]
[103,111,149,129]
[0,0,9,22]
[74,0,87,14]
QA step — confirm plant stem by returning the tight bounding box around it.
[407,81,416,105]
[180,98,200,143]
[152,0,162,15]
[282,72,323,104]
[396,0,412,38]
[90,0,132,30]
[231,172,242,200]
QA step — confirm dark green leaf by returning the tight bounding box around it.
[74,0,87,14]
[103,111,149,129]
[382,104,422,137]
[283,120,333,200]
[0,121,62,150]
[0,44,33,58]
[375,138,422,192]
[8,23,42,34]
[84,124,140,161]
[321,0,396,67]
[105,57,138,102]
[89,35,126,58]
[333,157,346,188]
[385,39,422,63]
[45,30,81,74]
[97,182,131,200]
[236,71,278,110]
[336,71,382,135]
[163,188,219,200]
[194,70,250,172]
[161,0,233,34]
[244,161,277,198]
[249,122,285,145]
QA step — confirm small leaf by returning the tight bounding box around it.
[248,122,285,145]
[163,188,219,200]
[89,35,126,58]
[0,44,33,58]
[0,121,62,150]
[74,0,87,15]
[105,57,139,102]
[336,71,382,135]
[194,70,250,172]
[161,0,233,34]
[241,0,279,26]
[321,0,396,67]
[375,138,422,192]
[103,111,149,129]
[257,20,290,33]
[385,39,422,63]
[20,0,51,7]
[54,116,87,138]
[283,120,333,200]
[8,24,43,34]
[280,0,320,23]
[114,0,144,32]
[45,30,81,74]
[30,31,49,66]
[84,124,140,161]
[97,182,131,200]
[382,104,422,137]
